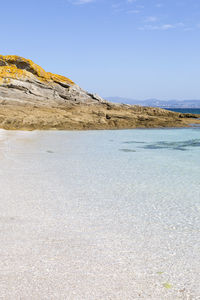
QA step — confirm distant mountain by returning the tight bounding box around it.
[106,97,200,108]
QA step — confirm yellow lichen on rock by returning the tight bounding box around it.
[0,55,74,86]
[0,65,34,82]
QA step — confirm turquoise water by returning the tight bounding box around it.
[166,108,200,114]
[1,128,200,299]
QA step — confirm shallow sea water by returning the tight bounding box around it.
[0,128,200,299]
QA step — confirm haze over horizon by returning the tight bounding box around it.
[1,0,200,100]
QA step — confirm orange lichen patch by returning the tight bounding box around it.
[48,73,75,85]
[0,55,75,86]
[0,65,34,81]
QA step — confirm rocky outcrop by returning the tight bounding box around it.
[0,55,200,130]
[0,55,104,106]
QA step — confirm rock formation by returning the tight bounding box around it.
[0,55,104,106]
[0,55,199,130]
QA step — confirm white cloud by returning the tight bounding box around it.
[155,3,163,8]
[139,24,175,30]
[70,0,95,4]
[112,3,121,9]
[127,9,140,14]
[144,16,157,23]
[161,24,174,30]
[127,0,138,3]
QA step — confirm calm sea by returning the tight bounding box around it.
[1,129,200,299]
[166,107,200,114]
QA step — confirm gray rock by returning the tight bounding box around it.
[0,55,106,107]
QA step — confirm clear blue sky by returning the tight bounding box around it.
[1,0,200,100]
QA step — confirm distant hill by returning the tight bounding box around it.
[106,97,200,108]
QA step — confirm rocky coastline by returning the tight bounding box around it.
[0,55,199,130]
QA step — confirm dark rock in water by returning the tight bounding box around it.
[142,139,200,151]
[119,149,136,152]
